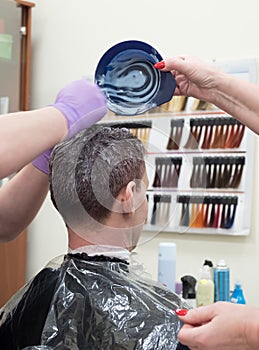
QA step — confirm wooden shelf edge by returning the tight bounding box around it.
[15,0,35,8]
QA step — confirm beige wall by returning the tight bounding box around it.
[27,0,259,306]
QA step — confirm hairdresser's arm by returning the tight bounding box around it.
[0,107,67,179]
[176,302,259,350]
[0,79,107,179]
[0,164,49,242]
[156,56,259,134]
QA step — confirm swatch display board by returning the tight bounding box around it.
[101,110,254,236]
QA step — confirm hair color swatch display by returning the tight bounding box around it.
[167,116,245,150]
[190,156,245,189]
[177,195,238,229]
[150,194,171,226]
[102,111,254,236]
[103,120,152,145]
[166,118,184,150]
[152,157,182,188]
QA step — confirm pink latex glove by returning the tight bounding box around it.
[32,79,107,174]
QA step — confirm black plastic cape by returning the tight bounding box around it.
[0,253,191,349]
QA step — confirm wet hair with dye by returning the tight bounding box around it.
[49,125,146,227]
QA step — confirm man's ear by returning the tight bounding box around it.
[119,181,136,215]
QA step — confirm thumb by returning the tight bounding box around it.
[163,56,190,74]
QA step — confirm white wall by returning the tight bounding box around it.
[27,0,259,306]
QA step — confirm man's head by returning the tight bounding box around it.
[49,125,148,250]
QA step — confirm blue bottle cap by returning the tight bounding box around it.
[94,40,176,116]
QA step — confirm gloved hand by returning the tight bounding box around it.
[32,79,107,174]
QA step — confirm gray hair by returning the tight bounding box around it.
[49,125,146,230]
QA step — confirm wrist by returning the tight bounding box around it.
[207,70,227,106]
[208,70,240,114]
[52,102,77,138]
[244,306,259,349]
[45,106,68,141]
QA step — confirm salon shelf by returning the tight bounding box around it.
[147,188,245,194]
[143,224,250,237]
[146,150,247,155]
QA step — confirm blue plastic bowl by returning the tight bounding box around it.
[95,40,176,116]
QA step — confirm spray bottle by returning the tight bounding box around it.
[214,259,230,301]
[203,259,214,279]
[230,281,246,304]
[181,275,197,308]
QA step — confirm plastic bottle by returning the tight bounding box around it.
[175,281,183,297]
[181,275,197,308]
[158,242,176,292]
[214,259,230,301]
[230,282,246,304]
[196,265,214,307]
[203,259,214,279]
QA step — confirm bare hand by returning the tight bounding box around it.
[159,56,221,102]
[176,302,259,350]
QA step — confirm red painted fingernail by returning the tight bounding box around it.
[175,308,188,316]
[154,61,165,69]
